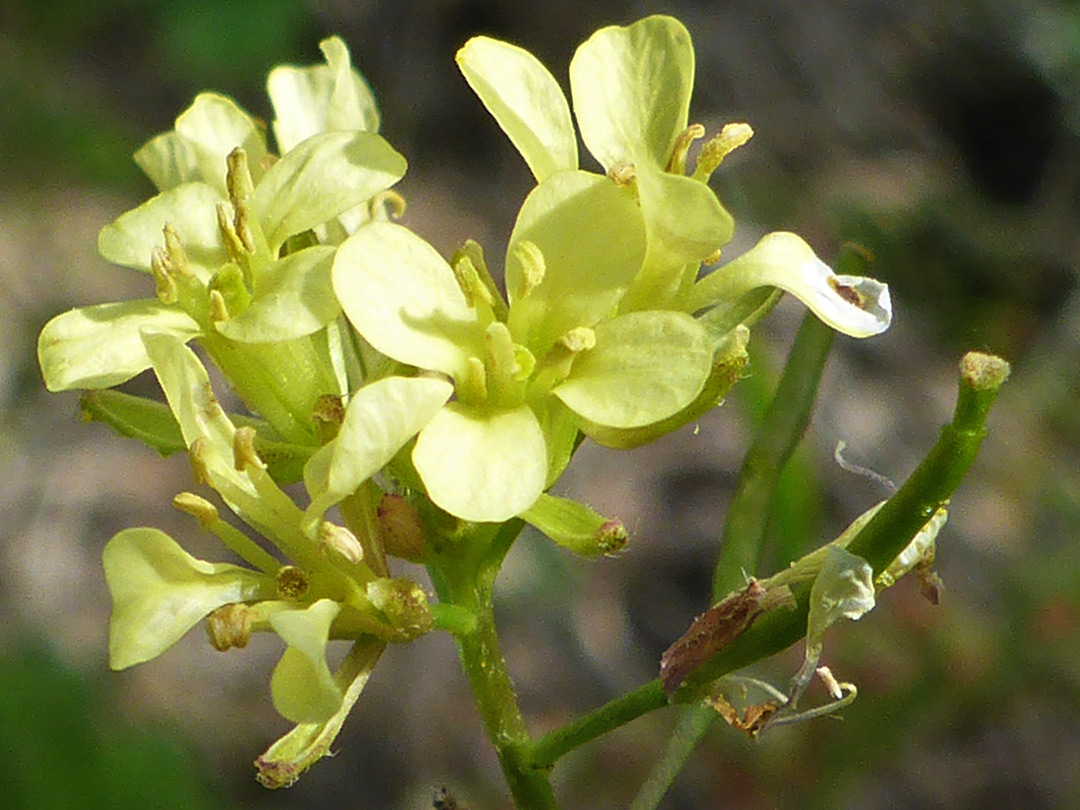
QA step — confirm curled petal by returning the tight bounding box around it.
[103,528,273,670]
[256,638,384,788]
[269,599,345,724]
[688,232,891,338]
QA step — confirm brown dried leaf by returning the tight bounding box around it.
[704,693,780,738]
[660,580,793,695]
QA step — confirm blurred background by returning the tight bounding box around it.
[2,0,1078,808]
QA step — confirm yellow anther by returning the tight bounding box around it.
[513,240,546,300]
[233,426,266,472]
[667,123,706,174]
[172,492,219,528]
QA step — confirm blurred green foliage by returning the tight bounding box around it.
[0,641,231,810]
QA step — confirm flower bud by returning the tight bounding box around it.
[521,493,628,558]
[275,566,311,599]
[318,521,364,565]
[377,494,427,562]
[366,578,433,642]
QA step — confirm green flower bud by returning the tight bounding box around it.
[366,578,433,642]
[521,493,628,558]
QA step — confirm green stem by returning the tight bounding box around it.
[713,313,835,598]
[524,351,1010,774]
[682,351,1010,691]
[630,312,832,809]
[431,520,557,809]
[627,705,716,810]
[529,681,668,769]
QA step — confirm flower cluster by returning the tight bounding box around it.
[37,16,891,785]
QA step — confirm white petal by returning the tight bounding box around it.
[689,232,892,338]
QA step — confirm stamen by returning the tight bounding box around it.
[172,492,219,528]
[666,123,705,174]
[233,426,266,472]
[206,603,255,651]
[513,240,546,300]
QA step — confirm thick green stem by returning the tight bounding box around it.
[431,521,557,809]
[713,313,835,598]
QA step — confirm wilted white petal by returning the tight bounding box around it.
[689,232,891,338]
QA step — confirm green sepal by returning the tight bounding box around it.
[78,389,313,483]
[521,493,627,557]
[103,527,274,670]
[530,395,581,487]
